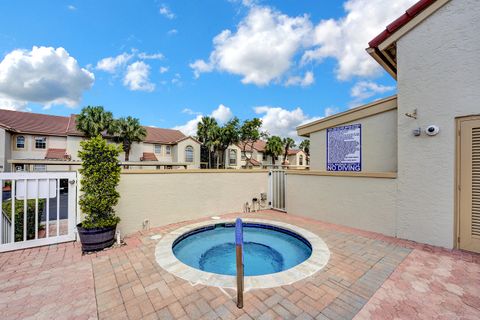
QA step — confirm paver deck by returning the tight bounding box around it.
[1,210,479,319]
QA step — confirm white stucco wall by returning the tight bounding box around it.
[396,0,480,248]
[67,136,83,160]
[287,174,397,236]
[309,109,398,172]
[10,135,67,160]
[0,128,6,172]
[175,138,201,168]
[115,171,268,235]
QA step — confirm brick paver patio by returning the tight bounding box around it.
[1,210,479,319]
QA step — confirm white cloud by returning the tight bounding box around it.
[159,66,169,74]
[285,71,314,87]
[171,73,181,85]
[0,46,94,110]
[159,4,175,19]
[324,107,339,117]
[123,61,155,91]
[191,6,312,85]
[138,52,163,60]
[350,80,395,106]
[67,5,76,11]
[182,108,201,116]
[96,52,133,73]
[167,29,178,35]
[0,97,28,111]
[211,104,233,123]
[302,0,417,80]
[254,106,319,140]
[189,60,213,79]
[174,104,234,136]
[173,115,202,136]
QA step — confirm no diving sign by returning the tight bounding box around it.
[327,124,361,172]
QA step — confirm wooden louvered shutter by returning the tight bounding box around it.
[459,117,480,253]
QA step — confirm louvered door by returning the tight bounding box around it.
[459,117,480,253]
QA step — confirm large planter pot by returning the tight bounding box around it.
[77,224,117,252]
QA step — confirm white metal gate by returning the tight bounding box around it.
[269,170,286,211]
[0,172,77,252]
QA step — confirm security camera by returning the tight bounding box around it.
[425,125,440,136]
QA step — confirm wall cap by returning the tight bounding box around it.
[286,170,397,179]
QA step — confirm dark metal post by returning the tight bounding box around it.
[235,218,244,309]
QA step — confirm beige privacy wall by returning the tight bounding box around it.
[286,173,397,236]
[115,170,268,235]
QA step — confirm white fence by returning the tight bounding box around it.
[269,170,286,211]
[0,172,77,252]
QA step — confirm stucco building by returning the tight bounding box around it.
[225,140,308,169]
[289,0,480,253]
[0,109,201,172]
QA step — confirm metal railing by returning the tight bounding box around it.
[0,172,77,252]
[269,170,286,211]
[235,218,244,309]
[1,209,11,245]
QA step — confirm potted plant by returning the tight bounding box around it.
[77,135,122,251]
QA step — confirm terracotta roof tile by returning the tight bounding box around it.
[0,109,69,136]
[287,149,302,155]
[247,158,261,166]
[0,109,188,145]
[45,148,71,160]
[237,140,267,152]
[368,0,436,48]
[144,126,186,144]
[141,152,158,161]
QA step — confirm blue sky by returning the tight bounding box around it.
[0,0,416,138]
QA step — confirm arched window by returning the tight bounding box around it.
[299,155,303,166]
[185,146,194,163]
[229,149,237,165]
[16,136,25,149]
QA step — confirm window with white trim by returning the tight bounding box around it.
[154,144,162,154]
[33,164,47,172]
[34,136,47,149]
[299,155,303,166]
[16,136,25,149]
[166,145,171,155]
[229,149,237,165]
[185,146,194,163]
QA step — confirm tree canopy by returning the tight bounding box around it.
[76,106,115,138]
[282,137,296,164]
[265,136,283,165]
[299,139,310,155]
[113,116,147,161]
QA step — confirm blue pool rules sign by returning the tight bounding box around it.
[327,124,361,171]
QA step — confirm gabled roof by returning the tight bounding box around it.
[0,109,70,136]
[287,149,304,156]
[0,109,188,145]
[367,0,449,78]
[237,140,267,152]
[140,152,158,161]
[247,158,261,166]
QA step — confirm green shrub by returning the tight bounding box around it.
[78,135,122,229]
[2,199,45,241]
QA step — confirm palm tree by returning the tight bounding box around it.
[217,117,240,168]
[299,139,310,156]
[197,117,219,168]
[76,106,115,138]
[113,117,147,162]
[265,136,283,166]
[282,137,296,165]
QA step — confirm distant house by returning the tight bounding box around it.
[225,140,307,169]
[0,109,201,172]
